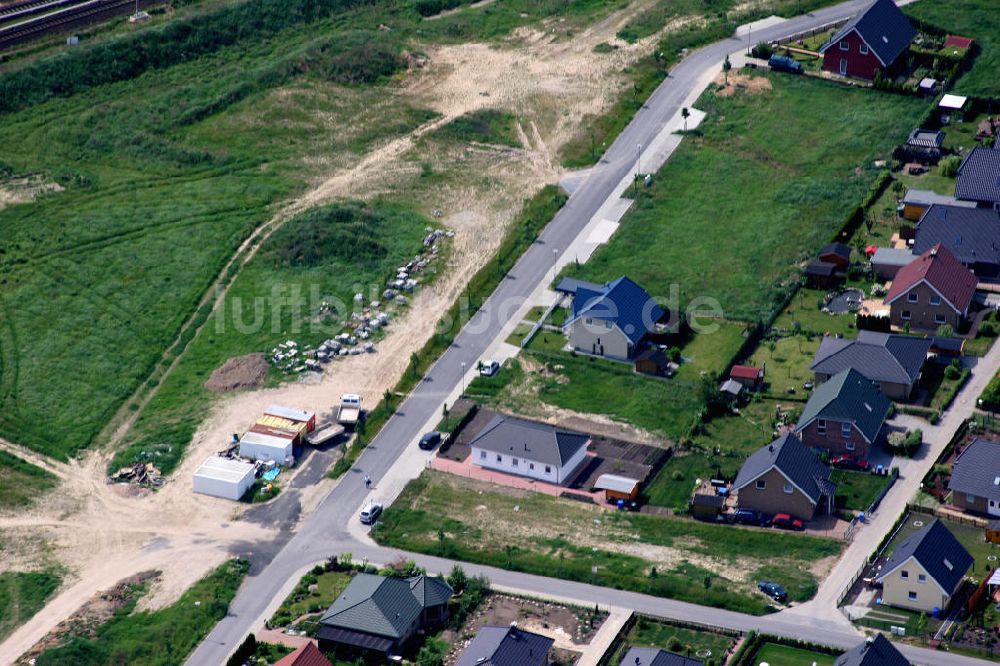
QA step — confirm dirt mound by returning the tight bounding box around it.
[713,71,772,97]
[204,353,269,392]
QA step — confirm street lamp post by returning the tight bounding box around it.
[747,24,751,55]
[552,248,558,281]
[460,362,467,397]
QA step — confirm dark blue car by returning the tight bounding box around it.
[731,508,771,526]
[768,54,803,74]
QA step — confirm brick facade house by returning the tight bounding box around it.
[795,368,890,460]
[884,244,976,333]
[819,0,916,80]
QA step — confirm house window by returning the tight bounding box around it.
[841,422,851,438]
[901,310,912,320]
[585,317,593,325]
[930,295,941,305]
[756,479,766,490]
[783,483,794,494]
[846,441,856,452]
[908,591,918,600]
[860,43,869,55]
[496,454,502,463]
[907,293,918,303]
[545,465,552,474]
[840,40,849,51]
[480,451,486,460]
[817,419,827,435]
[968,493,978,504]
[512,458,518,467]
[901,570,909,579]
[935,314,947,325]
[918,574,927,583]
[529,463,535,470]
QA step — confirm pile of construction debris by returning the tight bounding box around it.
[110,462,163,487]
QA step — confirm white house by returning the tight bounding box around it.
[556,276,664,361]
[469,415,590,485]
[192,456,256,501]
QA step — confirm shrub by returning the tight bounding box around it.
[325,31,404,84]
[944,364,961,380]
[751,42,774,59]
[940,155,962,177]
[980,321,998,338]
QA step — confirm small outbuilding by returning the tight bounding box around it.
[939,94,969,123]
[805,260,840,288]
[193,456,255,501]
[900,190,975,222]
[239,425,295,464]
[730,364,764,388]
[264,404,316,433]
[819,242,852,269]
[870,247,915,279]
[634,347,670,376]
[986,520,1000,545]
[690,493,725,521]
[594,473,640,503]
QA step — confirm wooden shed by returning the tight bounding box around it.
[987,520,1000,545]
[593,474,640,503]
[690,493,725,521]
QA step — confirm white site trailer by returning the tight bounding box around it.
[192,456,255,500]
[238,430,294,464]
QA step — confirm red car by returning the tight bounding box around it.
[772,513,804,531]
[830,455,870,472]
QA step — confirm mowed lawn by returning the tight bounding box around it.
[906,0,1000,98]
[614,616,734,663]
[376,471,843,614]
[752,642,837,666]
[568,72,927,323]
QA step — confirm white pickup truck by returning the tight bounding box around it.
[337,394,362,425]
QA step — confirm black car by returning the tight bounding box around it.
[418,431,442,450]
[731,508,771,526]
[757,580,788,602]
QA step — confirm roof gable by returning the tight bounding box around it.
[912,204,1000,269]
[568,276,663,344]
[885,244,977,312]
[275,643,334,666]
[834,635,910,666]
[820,0,916,66]
[455,626,555,666]
[878,519,972,593]
[319,574,443,639]
[956,146,1000,205]
[734,432,833,504]
[796,368,890,443]
[469,414,590,467]
[948,439,1000,502]
[810,331,930,385]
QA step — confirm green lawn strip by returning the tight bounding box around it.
[505,323,534,347]
[905,0,1000,98]
[771,289,860,339]
[967,310,999,358]
[0,450,58,509]
[642,450,742,511]
[691,398,789,458]
[673,322,747,383]
[922,363,970,412]
[269,568,353,628]
[376,471,841,614]
[33,559,248,666]
[566,72,928,322]
[752,642,837,666]
[0,571,61,642]
[831,469,891,513]
[747,336,821,399]
[612,616,735,664]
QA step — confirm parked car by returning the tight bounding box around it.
[830,455,870,471]
[480,359,500,377]
[768,54,802,74]
[772,513,804,531]
[418,431,442,450]
[731,508,771,526]
[360,502,383,525]
[757,581,788,602]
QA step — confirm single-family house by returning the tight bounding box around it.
[469,414,590,485]
[899,190,975,222]
[558,276,665,361]
[810,330,931,400]
[795,368,890,460]
[871,247,914,280]
[956,146,1000,209]
[875,518,972,613]
[730,364,764,389]
[620,647,703,666]
[834,635,910,666]
[884,245,977,332]
[316,574,453,658]
[733,433,836,522]
[456,625,554,666]
[820,242,853,269]
[275,643,334,666]
[913,204,1000,278]
[819,0,916,80]
[947,439,1000,517]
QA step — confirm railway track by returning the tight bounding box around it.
[0,0,156,51]
[0,0,82,23]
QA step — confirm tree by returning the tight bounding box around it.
[447,565,468,593]
[937,323,954,338]
[722,54,732,85]
[383,388,393,411]
[441,403,450,429]
[681,107,690,131]
[914,611,929,637]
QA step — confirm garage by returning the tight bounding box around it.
[192,457,255,501]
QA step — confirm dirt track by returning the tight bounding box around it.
[0,4,679,660]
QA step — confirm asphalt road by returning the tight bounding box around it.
[186,3,976,664]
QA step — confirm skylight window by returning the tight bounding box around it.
[944,558,954,570]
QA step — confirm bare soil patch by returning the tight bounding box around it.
[0,175,62,211]
[204,353,269,392]
[713,71,773,97]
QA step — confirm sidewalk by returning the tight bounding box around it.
[576,607,633,666]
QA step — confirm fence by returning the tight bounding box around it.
[773,19,846,47]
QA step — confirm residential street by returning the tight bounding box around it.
[184,2,996,665]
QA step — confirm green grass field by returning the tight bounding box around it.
[831,469,891,512]
[772,290,861,339]
[906,0,1000,98]
[748,336,821,399]
[376,471,842,614]
[642,450,742,511]
[752,642,837,666]
[33,559,247,666]
[0,571,61,642]
[612,616,735,665]
[565,72,928,323]
[0,450,58,508]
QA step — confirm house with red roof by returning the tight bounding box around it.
[275,642,333,666]
[884,245,977,332]
[818,0,916,80]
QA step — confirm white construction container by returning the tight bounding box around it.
[192,457,255,501]
[239,430,294,464]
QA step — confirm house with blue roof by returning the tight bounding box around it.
[875,519,972,613]
[818,0,916,80]
[556,276,665,361]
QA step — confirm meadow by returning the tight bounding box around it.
[0,450,58,508]
[0,571,61,642]
[566,72,928,322]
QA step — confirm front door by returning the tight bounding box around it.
[839,58,848,75]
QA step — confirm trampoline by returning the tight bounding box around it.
[825,289,864,314]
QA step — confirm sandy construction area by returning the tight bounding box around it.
[0,3,686,660]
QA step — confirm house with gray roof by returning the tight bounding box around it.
[810,331,931,400]
[795,368,890,460]
[956,146,1000,208]
[620,647,703,666]
[734,433,836,521]
[876,519,972,613]
[456,624,554,666]
[819,0,916,80]
[947,439,1000,517]
[316,573,453,657]
[913,204,1000,279]
[834,635,910,666]
[469,414,590,485]
[558,276,666,361]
